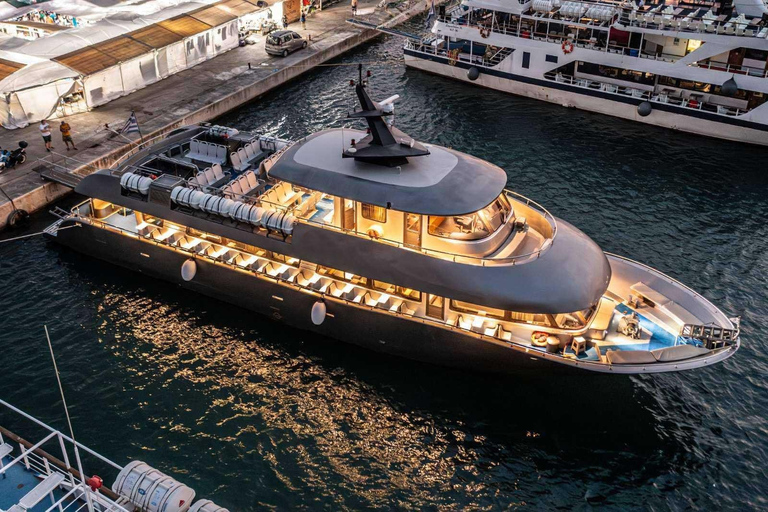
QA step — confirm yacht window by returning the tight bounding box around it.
[426,294,444,319]
[428,195,510,240]
[554,306,596,329]
[428,214,489,240]
[372,280,421,301]
[188,227,221,243]
[450,300,506,320]
[450,300,551,326]
[318,266,368,285]
[361,203,387,223]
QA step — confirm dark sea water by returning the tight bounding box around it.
[2,19,768,510]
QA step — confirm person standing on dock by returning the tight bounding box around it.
[59,121,77,151]
[300,10,307,30]
[39,120,53,152]
[282,14,288,29]
[351,0,358,16]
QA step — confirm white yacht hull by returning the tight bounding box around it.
[404,51,768,146]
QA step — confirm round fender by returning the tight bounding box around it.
[311,301,327,325]
[637,101,652,117]
[6,209,29,230]
[467,67,480,81]
[181,259,197,282]
[721,77,738,97]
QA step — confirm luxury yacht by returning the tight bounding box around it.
[404,0,768,145]
[45,71,739,374]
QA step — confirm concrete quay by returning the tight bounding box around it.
[0,0,431,230]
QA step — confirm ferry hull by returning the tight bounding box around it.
[404,51,768,146]
[49,221,575,375]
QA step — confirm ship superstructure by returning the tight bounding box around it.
[45,75,740,374]
[404,0,768,144]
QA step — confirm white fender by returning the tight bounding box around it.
[311,301,326,325]
[181,259,197,282]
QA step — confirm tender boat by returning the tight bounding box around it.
[45,71,740,374]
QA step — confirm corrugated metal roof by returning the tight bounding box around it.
[129,24,184,49]
[94,36,152,62]
[216,0,265,17]
[54,47,118,75]
[158,15,212,37]
[0,57,24,82]
[189,5,238,27]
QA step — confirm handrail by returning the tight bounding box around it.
[543,71,748,117]
[0,398,122,471]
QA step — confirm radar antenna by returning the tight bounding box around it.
[343,64,429,167]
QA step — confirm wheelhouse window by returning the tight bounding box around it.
[428,195,511,240]
[361,203,387,222]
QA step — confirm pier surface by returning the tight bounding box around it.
[0,0,430,230]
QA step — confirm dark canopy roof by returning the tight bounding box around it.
[268,129,508,216]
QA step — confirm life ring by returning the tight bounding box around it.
[531,331,549,348]
[562,39,574,54]
[479,26,490,39]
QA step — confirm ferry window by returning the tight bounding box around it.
[361,203,387,223]
[426,294,444,319]
[522,52,530,69]
[187,227,221,243]
[372,280,421,301]
[477,195,512,233]
[545,54,558,63]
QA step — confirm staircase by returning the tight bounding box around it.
[9,473,66,511]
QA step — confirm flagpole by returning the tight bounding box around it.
[132,110,145,147]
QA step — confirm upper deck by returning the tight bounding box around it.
[80,119,561,267]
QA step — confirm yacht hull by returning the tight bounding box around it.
[48,220,574,375]
[403,50,768,146]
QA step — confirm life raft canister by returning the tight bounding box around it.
[562,39,575,54]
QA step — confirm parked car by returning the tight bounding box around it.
[265,30,307,57]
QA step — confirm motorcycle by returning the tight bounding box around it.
[0,140,28,172]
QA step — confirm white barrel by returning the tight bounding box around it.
[217,198,236,217]
[280,214,296,235]
[112,461,195,512]
[198,194,218,213]
[189,500,230,512]
[249,207,265,226]
[188,190,206,209]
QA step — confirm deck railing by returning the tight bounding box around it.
[0,398,129,512]
[543,71,748,117]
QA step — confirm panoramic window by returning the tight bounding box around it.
[450,300,551,326]
[428,195,511,240]
[361,203,387,223]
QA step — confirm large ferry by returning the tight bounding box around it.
[404,0,768,145]
[45,74,739,374]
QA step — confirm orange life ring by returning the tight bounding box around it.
[531,331,549,347]
[562,39,574,54]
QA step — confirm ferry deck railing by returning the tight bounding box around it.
[544,71,748,117]
[0,398,129,512]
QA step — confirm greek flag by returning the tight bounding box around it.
[121,111,140,134]
[425,0,435,29]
